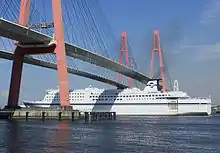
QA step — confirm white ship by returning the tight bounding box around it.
[22,79,212,116]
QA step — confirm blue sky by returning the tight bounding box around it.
[1,0,220,106]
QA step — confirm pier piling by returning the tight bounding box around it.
[113,112,116,120]
[84,112,89,122]
[72,112,75,121]
[25,112,29,121]
[58,112,62,121]
[42,112,45,121]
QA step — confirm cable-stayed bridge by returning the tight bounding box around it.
[0,0,149,108]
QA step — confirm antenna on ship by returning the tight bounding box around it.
[173,80,179,91]
[56,86,59,91]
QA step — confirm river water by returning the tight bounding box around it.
[0,115,220,153]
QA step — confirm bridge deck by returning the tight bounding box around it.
[0,50,128,89]
[0,18,149,85]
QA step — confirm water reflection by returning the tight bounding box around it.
[4,120,23,153]
[96,121,118,152]
[52,120,71,153]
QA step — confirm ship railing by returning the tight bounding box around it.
[23,100,42,103]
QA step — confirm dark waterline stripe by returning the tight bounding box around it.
[23,102,210,106]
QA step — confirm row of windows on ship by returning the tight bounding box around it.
[45,97,169,101]
[46,93,170,98]
[45,93,173,101]
[48,92,171,97]
[48,92,170,97]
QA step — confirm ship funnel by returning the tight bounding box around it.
[144,80,158,91]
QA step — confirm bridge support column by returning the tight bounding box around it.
[117,32,131,88]
[149,29,165,92]
[52,0,71,109]
[7,45,56,108]
[7,49,24,108]
[7,0,30,108]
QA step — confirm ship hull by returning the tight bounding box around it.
[23,101,212,116]
[22,79,212,116]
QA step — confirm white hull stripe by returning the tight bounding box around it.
[24,102,210,105]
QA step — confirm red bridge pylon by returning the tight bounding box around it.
[117,32,131,88]
[149,29,166,92]
[7,0,70,109]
